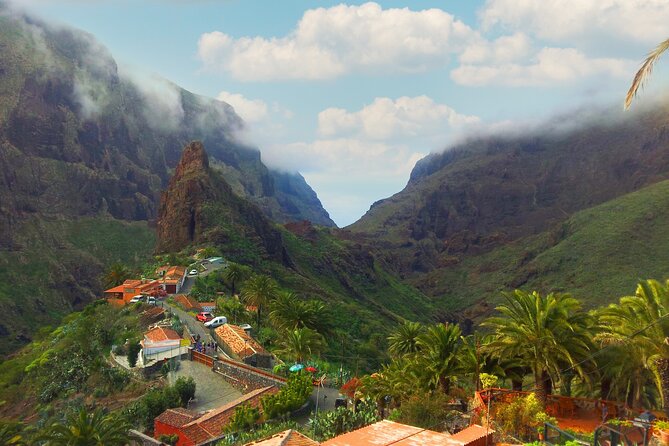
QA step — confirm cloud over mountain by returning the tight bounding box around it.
[197,2,476,81]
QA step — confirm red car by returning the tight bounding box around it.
[196,312,214,323]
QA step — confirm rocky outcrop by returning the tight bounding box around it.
[156,141,290,266]
[156,141,214,251]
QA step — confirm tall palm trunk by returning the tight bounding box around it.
[600,377,611,400]
[543,370,552,396]
[534,369,548,409]
[439,375,451,395]
[656,357,669,416]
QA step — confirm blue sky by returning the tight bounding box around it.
[16,0,669,226]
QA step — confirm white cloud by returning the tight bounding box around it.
[451,47,633,87]
[459,32,532,65]
[197,2,477,81]
[216,91,268,123]
[119,68,185,131]
[480,0,669,46]
[318,96,480,140]
[260,96,477,225]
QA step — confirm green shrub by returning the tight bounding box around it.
[174,376,196,407]
[127,342,141,368]
[493,393,556,441]
[261,372,313,420]
[225,404,260,434]
[159,434,179,445]
[310,398,378,441]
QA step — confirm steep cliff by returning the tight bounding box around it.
[0,8,331,354]
[348,103,669,315]
[156,141,289,266]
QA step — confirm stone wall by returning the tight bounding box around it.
[212,358,285,393]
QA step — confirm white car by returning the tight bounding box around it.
[189,269,199,276]
[204,316,227,328]
[129,295,143,303]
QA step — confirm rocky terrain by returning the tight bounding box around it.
[348,103,669,316]
[156,141,288,265]
[0,8,331,354]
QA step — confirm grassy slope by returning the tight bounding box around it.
[0,217,155,355]
[421,179,669,317]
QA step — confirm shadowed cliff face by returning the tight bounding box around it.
[156,141,290,266]
[156,141,217,252]
[0,8,334,228]
[346,103,669,317]
[0,9,332,354]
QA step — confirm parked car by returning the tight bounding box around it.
[189,269,199,276]
[147,296,157,305]
[204,316,227,328]
[196,311,213,322]
[129,295,143,303]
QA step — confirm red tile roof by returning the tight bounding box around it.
[215,324,268,357]
[154,408,198,427]
[144,326,181,342]
[321,420,460,446]
[156,386,279,445]
[244,429,319,446]
[104,284,126,293]
[450,425,493,445]
[174,294,202,311]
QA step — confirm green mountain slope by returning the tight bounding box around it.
[404,179,669,321]
[349,103,669,308]
[156,142,436,368]
[0,8,332,354]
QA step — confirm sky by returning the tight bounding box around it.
[12,0,669,226]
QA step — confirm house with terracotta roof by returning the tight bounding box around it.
[141,326,182,356]
[105,279,162,304]
[139,306,167,326]
[214,323,274,368]
[157,265,188,294]
[173,294,203,312]
[244,429,318,446]
[321,420,493,446]
[154,386,279,446]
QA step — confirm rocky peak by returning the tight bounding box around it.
[156,141,291,266]
[173,141,209,179]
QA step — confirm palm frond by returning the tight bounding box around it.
[625,38,669,110]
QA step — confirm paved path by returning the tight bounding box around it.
[167,360,242,411]
[180,261,225,295]
[166,302,214,344]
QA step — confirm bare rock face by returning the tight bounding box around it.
[156,141,291,266]
[156,141,215,252]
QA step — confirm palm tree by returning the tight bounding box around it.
[598,279,669,415]
[275,327,326,363]
[625,38,669,109]
[36,407,130,445]
[216,297,247,324]
[269,292,330,333]
[102,263,131,289]
[387,321,424,358]
[483,290,593,408]
[460,333,520,391]
[240,274,279,327]
[224,263,251,296]
[416,323,462,395]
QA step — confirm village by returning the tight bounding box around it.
[102,256,496,446]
